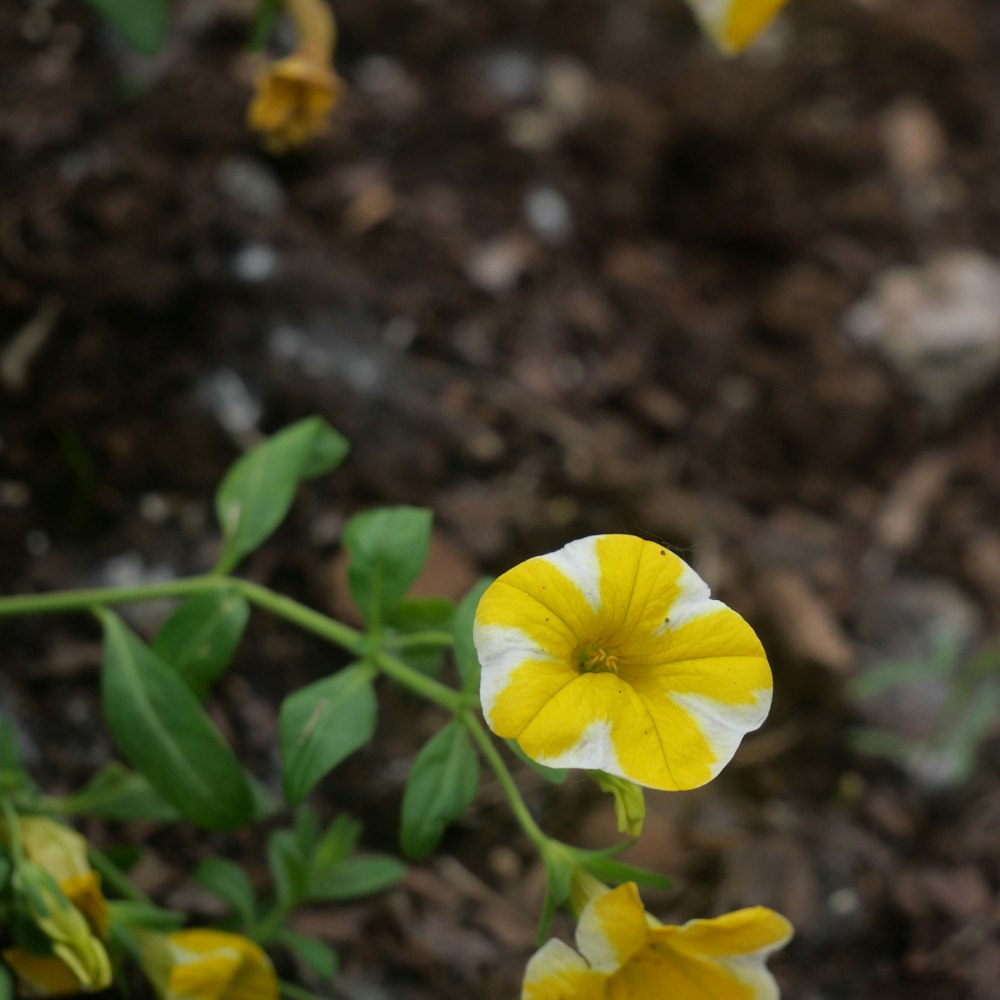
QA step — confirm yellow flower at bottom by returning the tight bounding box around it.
[248,55,343,153]
[523,883,792,1000]
[474,535,772,791]
[685,0,790,54]
[247,0,343,152]
[139,929,278,1000]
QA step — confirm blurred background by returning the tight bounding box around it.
[3,0,1000,996]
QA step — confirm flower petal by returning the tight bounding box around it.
[522,939,607,1000]
[575,883,650,973]
[686,0,790,54]
[1,950,83,998]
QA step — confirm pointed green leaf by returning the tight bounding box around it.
[453,578,490,694]
[153,590,250,697]
[274,929,338,980]
[343,506,432,626]
[400,721,479,860]
[268,829,309,908]
[83,0,167,54]
[99,610,254,830]
[310,855,405,901]
[194,859,256,928]
[571,845,672,890]
[215,417,349,573]
[59,763,178,822]
[279,664,377,806]
[311,815,361,874]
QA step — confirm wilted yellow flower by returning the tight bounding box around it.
[523,881,792,1000]
[139,929,278,1000]
[686,0,790,54]
[1,817,112,996]
[474,534,771,791]
[247,0,343,152]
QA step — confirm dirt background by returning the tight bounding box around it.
[4,0,1000,997]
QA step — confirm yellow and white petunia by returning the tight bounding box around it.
[523,882,792,1000]
[138,928,278,1000]
[474,534,771,791]
[685,0,790,54]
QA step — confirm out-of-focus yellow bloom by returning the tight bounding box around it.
[247,0,343,152]
[686,0,790,54]
[1,817,112,996]
[523,881,793,1000]
[139,929,278,1000]
[474,534,772,791]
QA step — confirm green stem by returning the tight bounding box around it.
[463,715,548,850]
[0,577,226,617]
[388,630,454,651]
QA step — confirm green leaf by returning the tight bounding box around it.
[389,598,455,677]
[249,0,282,50]
[311,815,361,874]
[571,845,672,891]
[107,901,185,932]
[99,610,255,830]
[195,859,256,929]
[0,717,23,774]
[153,590,250,697]
[83,0,167,54]
[0,961,13,1000]
[279,664,377,807]
[400,722,479,860]
[215,417,349,573]
[59,763,178,822]
[343,506,432,626]
[453,578,490,694]
[0,856,11,892]
[310,855,405,901]
[268,829,309,908]
[274,929,338,980]
[506,739,568,784]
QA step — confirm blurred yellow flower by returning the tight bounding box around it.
[686,0,790,54]
[248,0,343,152]
[474,534,771,791]
[139,928,278,1000]
[1,817,112,996]
[523,882,792,1000]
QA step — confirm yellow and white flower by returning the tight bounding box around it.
[247,0,343,153]
[474,534,771,791]
[685,0,790,54]
[138,928,278,1000]
[1,816,112,997]
[523,881,792,1000]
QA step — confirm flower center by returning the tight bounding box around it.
[578,646,620,675]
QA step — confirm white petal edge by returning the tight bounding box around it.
[475,624,556,721]
[522,939,591,999]
[538,535,603,614]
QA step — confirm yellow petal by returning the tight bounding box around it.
[522,939,607,1000]
[167,930,277,1000]
[575,883,650,973]
[686,0,790,55]
[15,818,91,884]
[2,950,84,998]
[60,872,109,938]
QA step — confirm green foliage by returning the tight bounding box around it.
[83,0,167,55]
[215,417,349,573]
[274,927,339,980]
[99,610,255,830]
[400,721,479,860]
[453,579,490,693]
[0,961,12,1000]
[153,590,250,698]
[848,631,1000,786]
[279,663,378,806]
[343,506,432,627]
[59,763,178,822]
[249,0,283,50]
[388,598,454,676]
[195,858,256,929]
[265,810,404,914]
